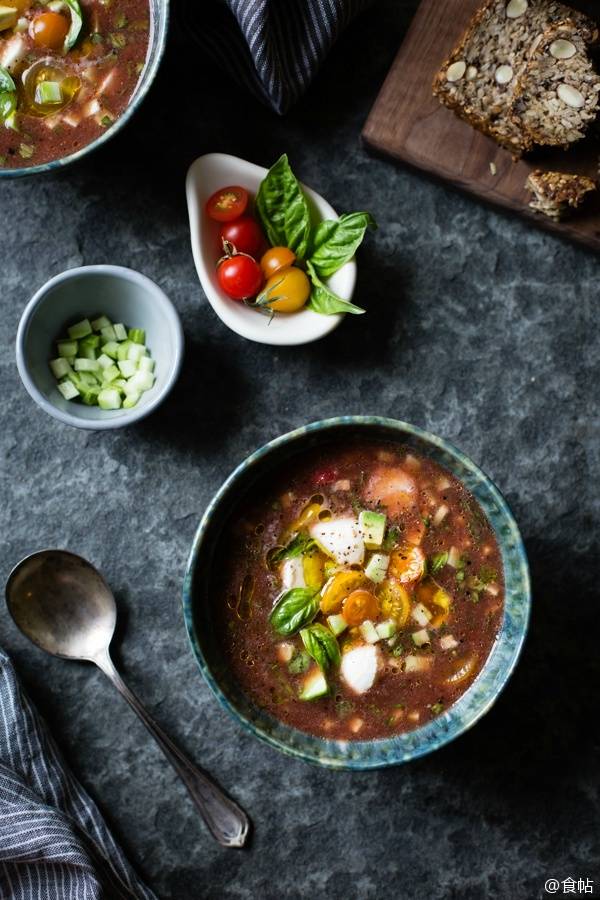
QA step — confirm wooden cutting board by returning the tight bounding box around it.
[362,0,600,252]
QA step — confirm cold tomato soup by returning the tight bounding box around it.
[0,0,149,169]
[213,442,504,741]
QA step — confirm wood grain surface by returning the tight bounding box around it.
[362,0,600,251]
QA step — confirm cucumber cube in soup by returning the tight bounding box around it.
[67,319,92,340]
[359,510,387,548]
[57,380,79,401]
[327,614,347,636]
[98,388,122,410]
[365,552,389,583]
[91,315,111,332]
[102,341,120,359]
[113,323,127,341]
[118,359,137,378]
[299,669,329,701]
[359,620,380,644]
[123,390,141,409]
[57,340,77,358]
[74,358,100,373]
[128,328,145,345]
[375,619,397,640]
[49,357,72,379]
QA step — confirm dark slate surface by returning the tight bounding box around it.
[1,2,598,898]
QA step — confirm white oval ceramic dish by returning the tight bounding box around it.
[185,153,357,346]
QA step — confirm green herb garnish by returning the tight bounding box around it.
[336,699,354,718]
[300,623,341,670]
[429,551,448,575]
[110,32,126,49]
[288,649,311,675]
[18,143,34,159]
[382,525,401,552]
[269,587,319,636]
[430,702,444,716]
[268,533,316,567]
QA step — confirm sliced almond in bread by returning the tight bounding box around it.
[511,20,600,149]
[432,0,598,155]
[526,169,597,219]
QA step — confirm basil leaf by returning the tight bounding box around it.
[309,212,376,278]
[269,588,319,636]
[429,551,448,575]
[0,66,16,128]
[306,260,365,316]
[269,533,316,567]
[63,0,83,50]
[256,154,312,259]
[300,624,341,671]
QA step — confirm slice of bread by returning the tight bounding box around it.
[433,0,598,155]
[511,20,600,148]
[526,169,597,218]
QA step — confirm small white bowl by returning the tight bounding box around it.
[186,153,357,346]
[16,265,184,430]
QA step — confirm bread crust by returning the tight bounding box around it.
[526,169,597,218]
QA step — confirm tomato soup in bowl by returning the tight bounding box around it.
[183,418,530,769]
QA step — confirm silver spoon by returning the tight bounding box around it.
[5,549,250,849]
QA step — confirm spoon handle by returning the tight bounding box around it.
[94,650,250,849]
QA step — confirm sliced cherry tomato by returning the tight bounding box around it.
[255,266,310,314]
[206,186,248,223]
[30,12,70,50]
[220,216,263,257]
[388,544,426,584]
[313,466,338,486]
[260,246,296,279]
[217,252,263,301]
[343,589,380,626]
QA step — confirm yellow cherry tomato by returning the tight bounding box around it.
[377,579,411,626]
[388,544,426,584]
[320,570,366,614]
[343,589,380,626]
[30,12,69,50]
[260,246,296,278]
[258,266,310,314]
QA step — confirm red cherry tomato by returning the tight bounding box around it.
[217,254,263,301]
[206,186,248,222]
[220,216,264,257]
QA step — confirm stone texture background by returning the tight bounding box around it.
[1,2,598,898]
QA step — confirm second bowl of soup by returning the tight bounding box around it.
[183,418,530,768]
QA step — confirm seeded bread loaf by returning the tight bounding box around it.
[432,0,599,155]
[526,169,597,218]
[511,20,600,148]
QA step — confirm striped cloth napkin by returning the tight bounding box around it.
[180,0,376,114]
[0,649,155,900]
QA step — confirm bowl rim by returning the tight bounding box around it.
[182,416,531,770]
[15,263,184,430]
[0,0,169,179]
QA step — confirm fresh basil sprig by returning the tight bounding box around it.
[300,624,341,671]
[256,154,312,259]
[269,587,320,636]
[309,212,376,279]
[0,66,17,130]
[306,261,365,316]
[269,533,316,567]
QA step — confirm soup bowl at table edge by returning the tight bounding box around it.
[182,417,531,770]
[0,0,169,178]
[16,265,183,429]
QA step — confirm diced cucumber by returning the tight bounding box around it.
[375,619,397,640]
[102,341,120,359]
[98,388,122,410]
[75,371,99,388]
[123,390,141,409]
[117,340,132,361]
[49,357,72,379]
[57,340,77,358]
[299,669,329,701]
[327,613,347,636]
[411,629,430,647]
[138,355,155,373]
[35,80,62,105]
[113,323,127,341]
[102,364,120,383]
[128,328,145,344]
[127,343,145,363]
[74,358,100,372]
[365,552,389,583]
[101,325,117,342]
[359,620,381,644]
[57,380,79,400]
[80,387,100,405]
[359,510,387,548]
[79,343,97,361]
[128,370,154,392]
[67,319,92,340]
[91,315,111,332]
[118,359,137,378]
[97,353,113,370]
[79,334,100,351]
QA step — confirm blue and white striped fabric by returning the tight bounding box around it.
[0,650,155,900]
[181,0,375,114]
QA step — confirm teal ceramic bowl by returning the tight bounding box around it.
[183,417,530,770]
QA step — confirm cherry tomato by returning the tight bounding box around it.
[342,589,380,626]
[30,12,69,50]
[313,466,338,486]
[220,216,263,257]
[260,246,296,278]
[257,266,310,313]
[206,186,248,223]
[217,253,263,301]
